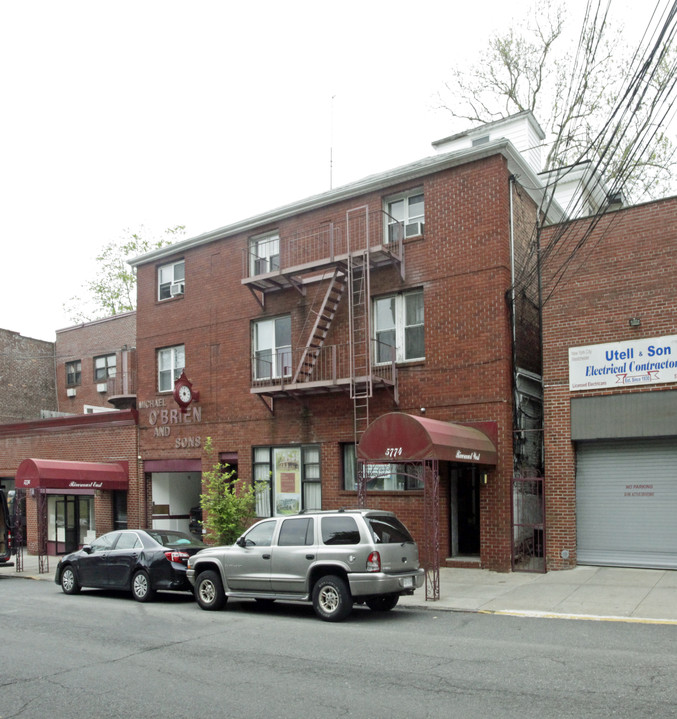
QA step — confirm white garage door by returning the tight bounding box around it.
[576,438,677,569]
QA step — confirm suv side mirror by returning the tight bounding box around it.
[236,537,247,548]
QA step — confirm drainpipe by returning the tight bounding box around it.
[509,175,518,478]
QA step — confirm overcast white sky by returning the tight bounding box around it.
[0,0,655,342]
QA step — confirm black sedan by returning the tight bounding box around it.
[54,529,206,602]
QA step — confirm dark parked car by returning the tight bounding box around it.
[55,529,205,602]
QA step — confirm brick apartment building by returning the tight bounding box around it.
[0,329,56,425]
[542,196,677,571]
[0,314,139,555]
[129,113,560,574]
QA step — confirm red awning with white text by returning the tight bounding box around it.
[15,458,128,491]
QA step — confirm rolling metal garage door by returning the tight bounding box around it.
[576,438,677,569]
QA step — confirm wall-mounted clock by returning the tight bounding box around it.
[173,370,200,412]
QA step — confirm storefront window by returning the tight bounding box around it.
[342,444,424,491]
[253,445,322,517]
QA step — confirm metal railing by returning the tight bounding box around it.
[251,341,396,392]
[242,212,402,281]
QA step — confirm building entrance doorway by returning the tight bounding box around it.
[49,495,94,554]
[450,467,480,557]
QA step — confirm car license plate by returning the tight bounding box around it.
[402,576,413,588]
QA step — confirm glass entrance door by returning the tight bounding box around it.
[55,497,78,553]
[50,495,94,554]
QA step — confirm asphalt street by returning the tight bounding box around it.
[2,576,677,718]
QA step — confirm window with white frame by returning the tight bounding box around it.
[249,232,280,276]
[158,260,185,300]
[373,289,424,363]
[252,315,291,381]
[157,344,185,392]
[342,444,424,491]
[385,190,424,243]
[253,445,322,517]
[94,353,116,381]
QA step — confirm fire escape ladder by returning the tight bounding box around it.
[349,250,372,444]
[292,267,347,384]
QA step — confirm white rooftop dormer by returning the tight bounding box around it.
[431,111,546,175]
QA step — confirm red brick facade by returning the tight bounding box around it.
[541,196,677,569]
[134,153,542,571]
[56,312,137,413]
[0,411,139,553]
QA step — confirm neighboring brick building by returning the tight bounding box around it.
[542,196,677,571]
[130,113,559,573]
[0,329,56,424]
[56,312,137,413]
[0,314,139,556]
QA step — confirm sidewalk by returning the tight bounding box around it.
[3,553,677,624]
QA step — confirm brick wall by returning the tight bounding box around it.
[541,196,677,569]
[0,329,56,423]
[0,412,139,552]
[134,154,538,571]
[56,313,136,413]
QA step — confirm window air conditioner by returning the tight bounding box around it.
[405,221,424,238]
[97,383,108,393]
[66,388,76,398]
[170,282,185,296]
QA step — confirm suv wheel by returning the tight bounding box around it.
[312,575,352,622]
[195,570,226,611]
[366,594,399,612]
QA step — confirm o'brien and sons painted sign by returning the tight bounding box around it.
[569,335,677,391]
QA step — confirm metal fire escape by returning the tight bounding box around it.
[347,207,373,445]
[243,206,403,448]
[292,266,347,384]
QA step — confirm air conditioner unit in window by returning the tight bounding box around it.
[66,388,76,398]
[405,221,424,238]
[170,282,185,296]
[97,382,108,393]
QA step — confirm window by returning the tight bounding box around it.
[343,444,424,491]
[242,520,276,547]
[157,345,185,392]
[373,289,424,363]
[278,517,314,546]
[114,532,141,550]
[253,445,322,517]
[249,232,280,276]
[66,360,81,387]
[158,260,185,300]
[94,353,116,381]
[385,190,424,242]
[252,315,291,381]
[321,516,360,545]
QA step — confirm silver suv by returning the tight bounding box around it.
[186,509,425,622]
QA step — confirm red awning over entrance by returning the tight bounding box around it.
[357,413,497,465]
[15,458,129,491]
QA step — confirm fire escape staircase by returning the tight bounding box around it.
[292,266,348,384]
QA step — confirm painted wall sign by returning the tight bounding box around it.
[569,335,677,391]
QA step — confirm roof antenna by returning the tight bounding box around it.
[329,94,336,190]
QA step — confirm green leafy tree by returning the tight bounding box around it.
[199,437,261,545]
[436,1,677,202]
[64,224,185,323]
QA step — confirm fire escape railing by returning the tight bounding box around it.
[251,341,396,392]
